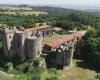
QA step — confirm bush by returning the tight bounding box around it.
[34,57,43,67]
[47,76,59,80]
[48,68,57,75]
[5,62,13,72]
[16,62,30,72]
[29,74,41,80]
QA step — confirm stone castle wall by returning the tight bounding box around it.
[0,27,42,61]
[0,28,15,57]
[25,37,42,59]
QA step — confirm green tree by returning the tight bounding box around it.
[80,29,100,70]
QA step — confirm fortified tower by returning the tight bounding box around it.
[0,27,16,57]
[0,26,43,61]
[25,36,42,59]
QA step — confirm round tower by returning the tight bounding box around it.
[25,36,42,59]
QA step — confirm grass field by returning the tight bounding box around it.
[41,59,97,80]
[0,6,48,16]
[57,59,97,80]
[0,11,48,16]
[21,11,48,16]
[0,6,33,10]
[0,58,97,80]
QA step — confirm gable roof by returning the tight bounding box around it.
[44,31,85,48]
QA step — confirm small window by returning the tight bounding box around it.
[9,36,11,38]
[67,41,69,43]
[72,39,74,42]
[38,51,40,54]
[77,37,79,40]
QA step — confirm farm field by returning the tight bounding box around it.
[0,6,48,16]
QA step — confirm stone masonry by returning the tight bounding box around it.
[0,25,52,61]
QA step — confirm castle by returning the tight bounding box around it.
[0,25,85,69]
[0,24,53,61]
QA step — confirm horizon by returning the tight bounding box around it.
[0,0,100,8]
[0,3,100,10]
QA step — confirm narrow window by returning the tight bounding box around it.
[9,36,11,38]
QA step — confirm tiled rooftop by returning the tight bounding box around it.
[44,31,85,48]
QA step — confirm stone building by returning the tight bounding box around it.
[43,32,85,69]
[0,24,53,61]
[0,24,85,69]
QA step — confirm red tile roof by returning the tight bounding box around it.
[44,31,85,48]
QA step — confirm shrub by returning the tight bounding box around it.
[29,74,41,80]
[46,76,59,80]
[48,68,57,75]
[5,62,13,73]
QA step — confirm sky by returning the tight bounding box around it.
[0,0,100,7]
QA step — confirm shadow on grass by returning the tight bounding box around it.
[76,60,100,73]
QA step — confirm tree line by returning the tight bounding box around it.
[0,12,100,30]
[79,27,100,71]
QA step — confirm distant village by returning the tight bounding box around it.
[0,23,86,69]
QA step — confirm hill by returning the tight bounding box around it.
[0,4,100,29]
[0,4,100,16]
[31,6,80,15]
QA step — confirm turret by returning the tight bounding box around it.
[25,36,42,59]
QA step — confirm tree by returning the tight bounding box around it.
[80,29,100,70]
